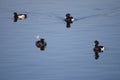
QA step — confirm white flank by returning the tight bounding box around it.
[18,15,25,20]
[101,47,105,51]
[71,18,74,22]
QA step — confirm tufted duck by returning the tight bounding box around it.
[64,13,74,28]
[36,38,47,51]
[13,12,27,22]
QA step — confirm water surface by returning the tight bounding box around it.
[0,0,120,80]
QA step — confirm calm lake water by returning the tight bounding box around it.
[0,0,120,80]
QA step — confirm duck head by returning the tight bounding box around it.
[94,40,99,46]
[66,13,71,18]
[13,12,18,22]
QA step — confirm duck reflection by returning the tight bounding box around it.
[64,13,74,28]
[35,38,47,51]
[93,40,105,60]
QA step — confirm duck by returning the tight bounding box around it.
[13,12,27,22]
[36,38,47,50]
[65,13,74,23]
[64,13,74,28]
[93,40,105,60]
[94,40,105,53]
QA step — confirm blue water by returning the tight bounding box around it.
[0,0,120,80]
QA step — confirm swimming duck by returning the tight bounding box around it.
[93,40,105,60]
[64,13,74,28]
[36,38,47,50]
[94,40,105,53]
[13,12,27,22]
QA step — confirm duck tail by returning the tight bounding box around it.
[25,14,27,18]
